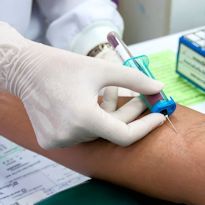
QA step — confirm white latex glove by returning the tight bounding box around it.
[0,22,166,149]
[95,46,120,112]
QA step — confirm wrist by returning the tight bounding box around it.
[91,43,121,64]
[87,43,112,57]
[70,21,123,55]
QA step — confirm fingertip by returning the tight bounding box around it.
[150,113,166,127]
[107,113,166,147]
[155,80,164,90]
[146,79,164,94]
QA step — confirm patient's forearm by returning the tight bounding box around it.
[1,92,205,205]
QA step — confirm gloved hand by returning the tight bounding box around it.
[0,22,166,149]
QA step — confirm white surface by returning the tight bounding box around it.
[128,27,204,55]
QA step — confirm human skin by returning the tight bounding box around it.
[0,92,205,205]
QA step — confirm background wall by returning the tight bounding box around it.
[170,0,205,33]
[119,0,205,44]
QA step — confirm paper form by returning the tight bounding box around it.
[0,136,89,205]
[149,50,205,112]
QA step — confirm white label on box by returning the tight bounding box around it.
[178,44,205,89]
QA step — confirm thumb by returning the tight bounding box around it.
[100,62,164,95]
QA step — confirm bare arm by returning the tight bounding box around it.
[0,92,205,205]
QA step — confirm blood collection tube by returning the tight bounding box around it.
[107,32,177,132]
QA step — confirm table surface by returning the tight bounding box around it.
[129,26,205,55]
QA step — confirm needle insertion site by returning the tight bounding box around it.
[165,115,177,133]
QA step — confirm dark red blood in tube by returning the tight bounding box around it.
[145,93,163,106]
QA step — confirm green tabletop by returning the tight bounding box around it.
[36,179,183,205]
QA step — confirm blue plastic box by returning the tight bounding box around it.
[176,28,205,93]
